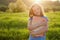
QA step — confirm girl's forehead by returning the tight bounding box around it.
[33,5,39,7]
[32,5,40,9]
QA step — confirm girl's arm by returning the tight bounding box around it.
[31,22,48,35]
[30,18,48,35]
[27,18,48,31]
[33,17,49,33]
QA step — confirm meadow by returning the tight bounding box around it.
[0,12,60,40]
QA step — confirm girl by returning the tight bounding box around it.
[27,4,48,40]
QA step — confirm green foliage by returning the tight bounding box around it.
[46,28,60,40]
[0,6,8,12]
[0,12,60,40]
[0,12,28,29]
[0,28,59,40]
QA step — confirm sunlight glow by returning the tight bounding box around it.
[34,0,42,4]
[51,0,57,1]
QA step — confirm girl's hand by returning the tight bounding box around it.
[30,31,44,37]
[27,26,33,31]
[27,25,36,31]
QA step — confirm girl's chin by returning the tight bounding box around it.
[36,15,40,16]
[33,14,41,17]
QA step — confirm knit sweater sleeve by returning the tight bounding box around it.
[31,16,49,34]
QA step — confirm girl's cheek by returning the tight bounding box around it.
[34,12,37,14]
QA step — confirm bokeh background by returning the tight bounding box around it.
[0,0,60,40]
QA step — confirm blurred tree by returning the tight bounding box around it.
[8,2,16,12]
[42,1,60,12]
[8,0,27,12]
[0,0,16,12]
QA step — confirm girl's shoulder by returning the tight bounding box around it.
[29,17,32,21]
[29,16,48,21]
[42,16,48,21]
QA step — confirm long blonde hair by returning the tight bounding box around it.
[29,4,45,18]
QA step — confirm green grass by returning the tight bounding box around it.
[0,12,28,29]
[0,11,60,40]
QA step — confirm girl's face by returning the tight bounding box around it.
[32,5,41,16]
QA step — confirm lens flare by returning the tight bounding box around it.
[51,0,57,1]
[34,0,42,4]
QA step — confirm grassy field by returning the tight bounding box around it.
[0,12,60,40]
